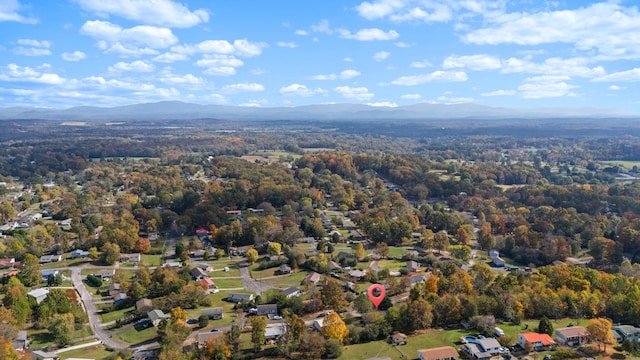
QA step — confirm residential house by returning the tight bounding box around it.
[349,269,366,279]
[40,270,59,282]
[462,338,502,360]
[120,253,141,263]
[13,330,28,352]
[195,262,213,272]
[201,307,223,320]
[136,298,154,314]
[0,258,16,269]
[418,346,459,360]
[612,325,640,343]
[31,350,59,360]
[39,254,61,264]
[337,251,355,260]
[409,273,429,287]
[279,264,292,274]
[388,332,408,345]
[162,261,182,269]
[199,277,217,291]
[95,268,115,281]
[191,267,208,280]
[195,332,223,348]
[313,317,326,331]
[328,260,341,271]
[113,292,129,306]
[555,326,590,346]
[147,309,170,326]
[71,249,89,259]
[28,288,49,304]
[265,326,287,342]
[190,249,206,259]
[108,282,121,297]
[406,260,420,273]
[226,293,253,303]
[281,287,303,298]
[489,250,505,267]
[257,304,278,316]
[302,272,322,286]
[518,332,556,350]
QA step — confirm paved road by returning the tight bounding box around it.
[70,267,125,350]
[239,265,273,294]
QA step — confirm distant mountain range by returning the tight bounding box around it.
[0,101,635,121]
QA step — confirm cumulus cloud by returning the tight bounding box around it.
[13,38,51,56]
[443,54,501,71]
[462,2,640,60]
[73,0,208,28]
[311,19,332,34]
[295,30,308,36]
[108,60,155,72]
[518,75,577,99]
[401,93,421,99]
[338,28,399,41]
[334,86,374,101]
[373,51,390,61]
[280,83,327,97]
[355,0,453,22]
[61,51,86,61]
[310,69,361,80]
[367,101,397,107]
[152,52,188,63]
[80,20,177,56]
[410,60,432,68]
[172,39,267,57]
[157,72,204,85]
[221,83,265,93]
[196,54,244,76]
[391,70,468,85]
[0,63,65,85]
[0,0,37,24]
[608,85,622,90]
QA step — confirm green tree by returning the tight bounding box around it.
[100,242,120,265]
[19,254,40,287]
[321,278,348,313]
[49,313,75,346]
[449,245,471,262]
[267,242,282,256]
[538,316,553,336]
[249,316,267,353]
[299,330,326,359]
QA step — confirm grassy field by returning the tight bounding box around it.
[113,325,158,345]
[212,277,243,289]
[141,254,162,266]
[99,305,135,323]
[602,160,640,170]
[59,344,113,359]
[209,267,241,278]
[262,271,309,288]
[375,260,406,271]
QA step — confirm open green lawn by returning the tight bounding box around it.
[212,277,243,289]
[113,325,158,345]
[141,254,162,266]
[40,257,92,270]
[59,344,113,359]
[99,305,135,323]
[262,271,308,288]
[602,160,640,170]
[375,260,406,271]
[27,329,55,348]
[387,247,413,258]
[209,267,241,278]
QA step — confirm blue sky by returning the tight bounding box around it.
[1,0,640,112]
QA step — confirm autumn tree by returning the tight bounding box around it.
[247,316,267,354]
[455,227,471,245]
[135,237,151,254]
[298,329,326,359]
[321,278,348,313]
[355,242,365,261]
[587,317,614,352]
[0,335,23,360]
[49,313,75,346]
[433,230,449,254]
[407,298,433,332]
[246,248,259,264]
[478,222,496,250]
[100,242,120,265]
[322,312,348,342]
[267,242,282,256]
[19,253,40,287]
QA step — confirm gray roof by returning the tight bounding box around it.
[201,307,223,316]
[281,287,302,297]
[147,309,169,322]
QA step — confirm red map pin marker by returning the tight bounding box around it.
[367,284,386,309]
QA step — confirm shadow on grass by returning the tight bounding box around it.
[29,331,55,348]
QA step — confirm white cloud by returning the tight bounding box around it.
[196,54,244,76]
[80,20,177,56]
[463,2,640,60]
[395,42,413,48]
[401,93,421,99]
[108,60,155,72]
[157,72,204,85]
[0,63,65,85]
[435,95,474,104]
[221,83,265,93]
[443,54,501,71]
[338,28,399,41]
[311,19,332,34]
[311,69,361,80]
[0,0,37,24]
[295,30,308,36]
[61,51,86,61]
[500,56,605,78]
[73,0,208,28]
[592,68,640,82]
[343,57,353,62]
[518,75,577,99]
[280,84,327,97]
[172,39,266,57]
[277,41,297,48]
[13,47,51,56]
[250,68,266,75]
[367,101,397,107]
[410,60,432,68]
[355,0,455,23]
[608,85,622,90]
[481,89,516,96]
[153,52,188,63]
[334,86,374,101]
[17,39,50,48]
[391,71,468,85]
[373,51,390,61]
